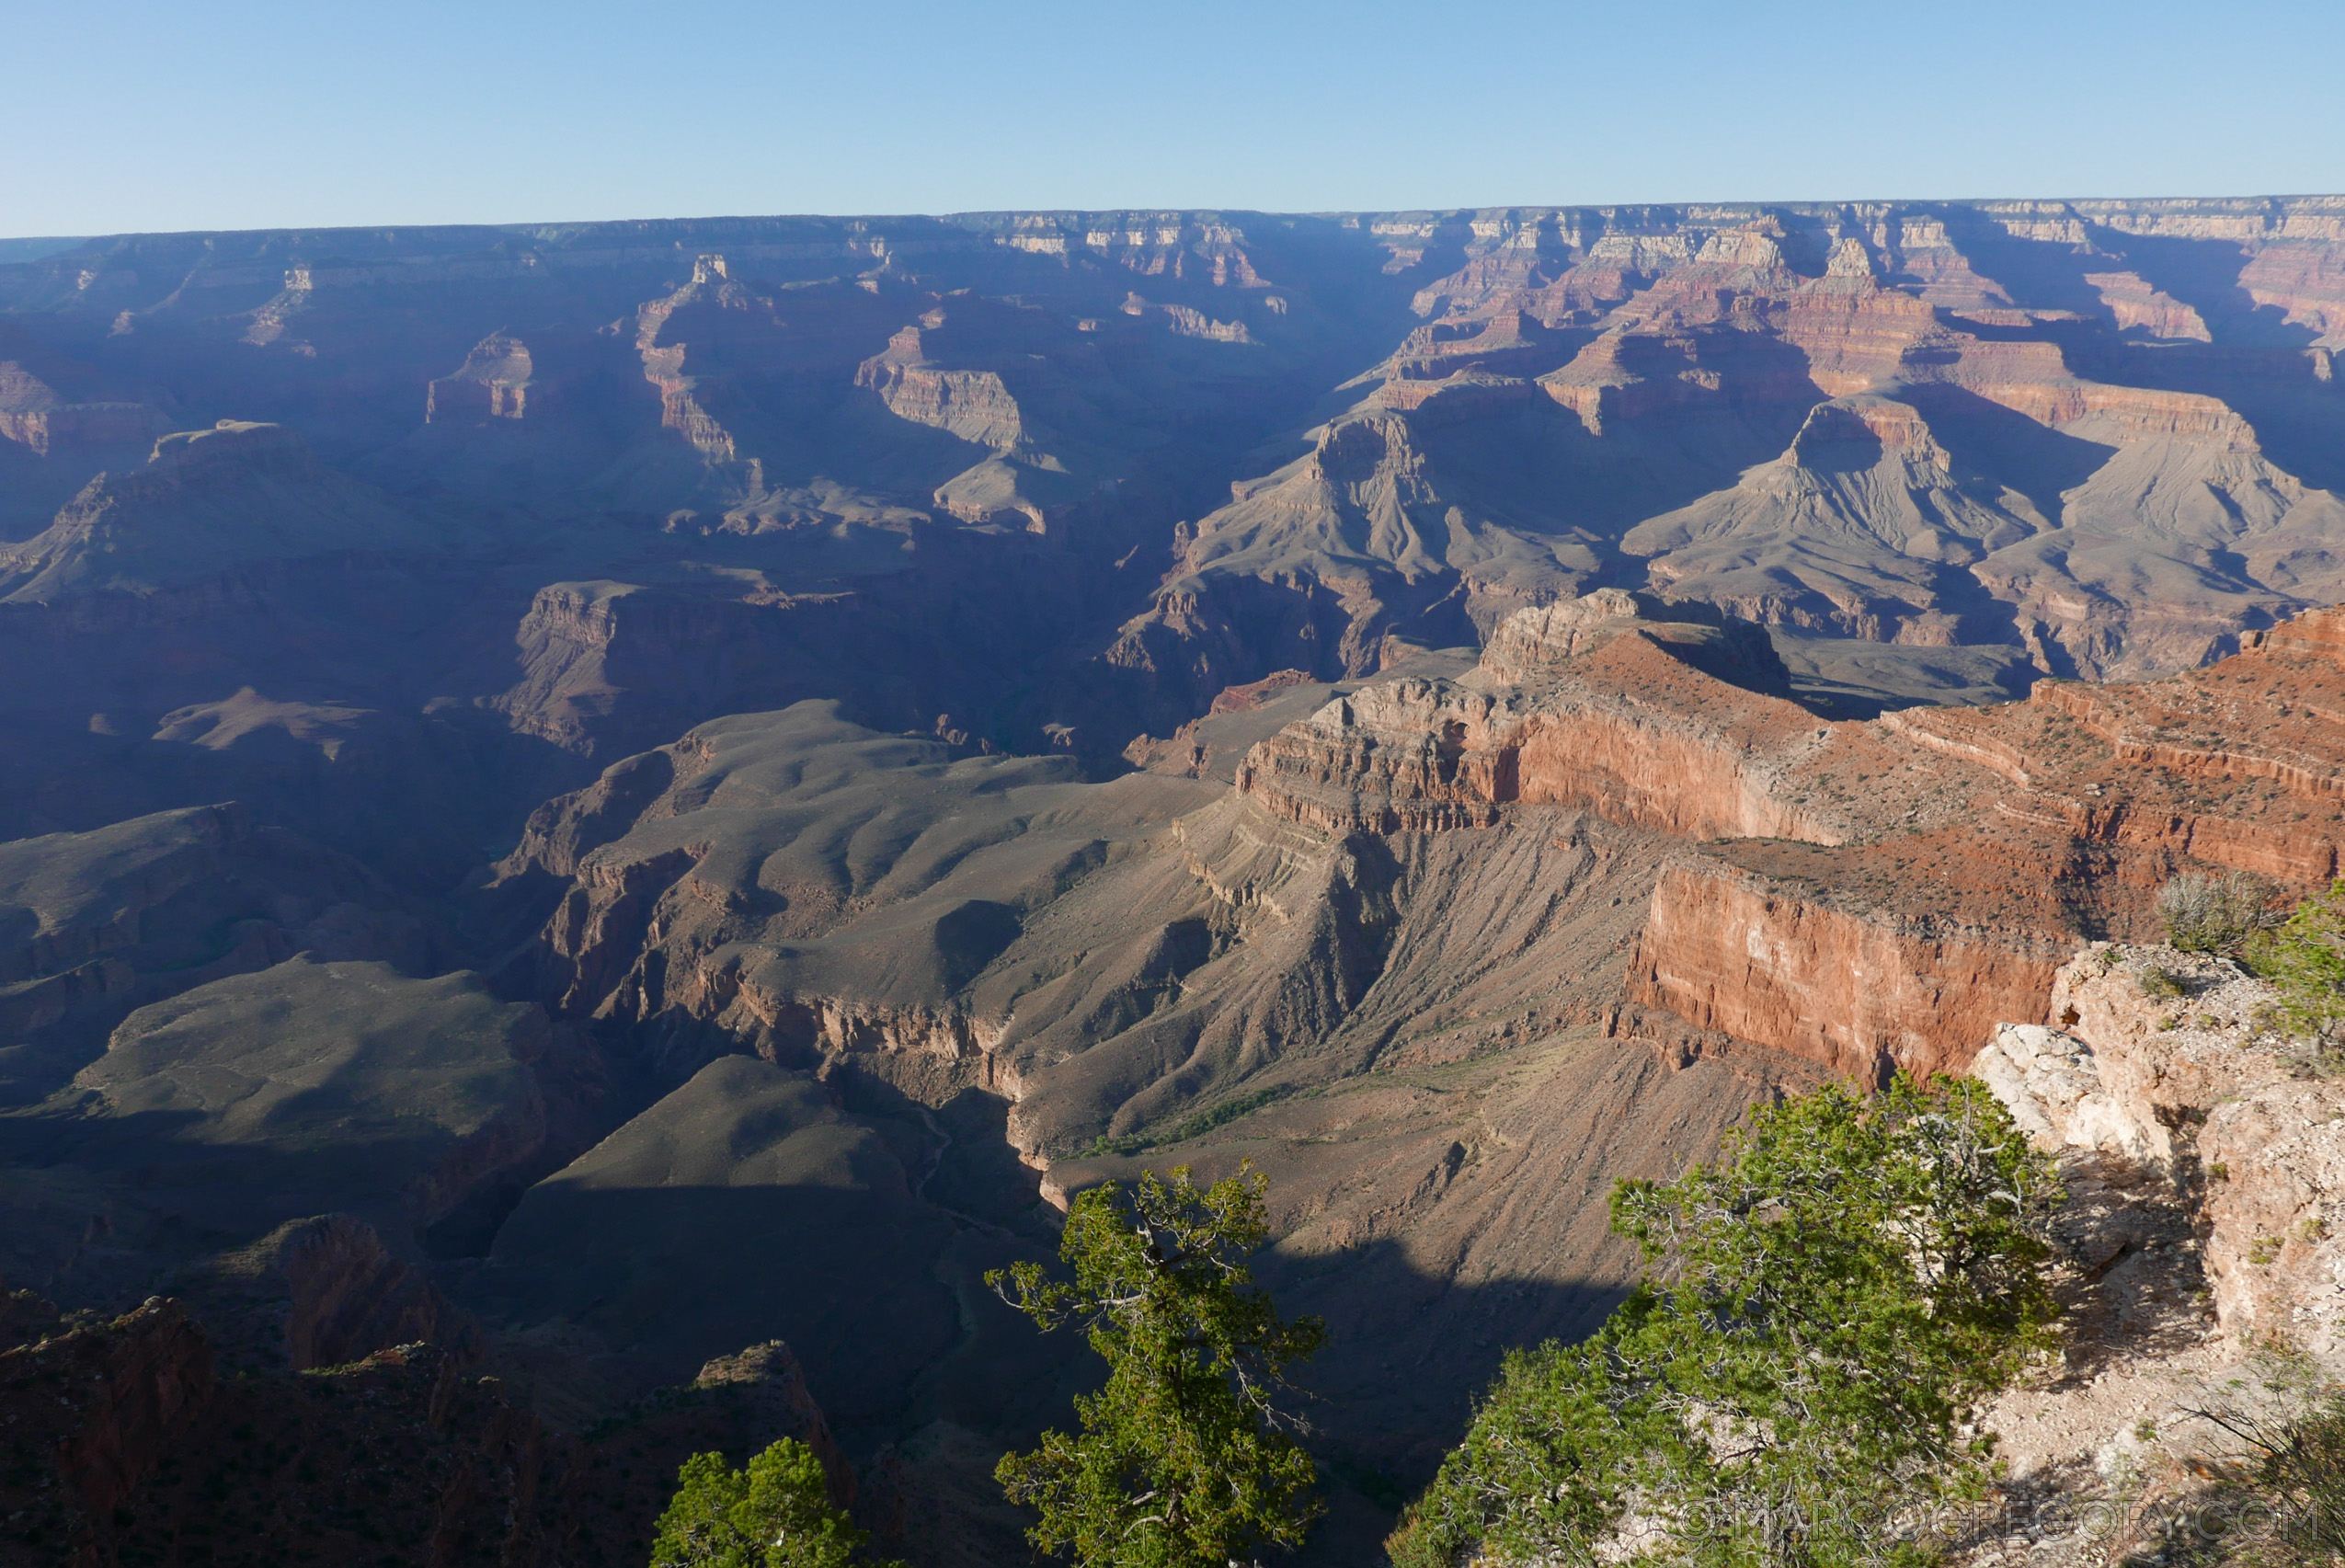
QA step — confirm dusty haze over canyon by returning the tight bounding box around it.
[3,195,2345,1566]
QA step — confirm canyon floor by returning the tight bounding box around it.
[3,199,2344,1567]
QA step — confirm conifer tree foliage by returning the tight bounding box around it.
[2247,877,2345,1056]
[1390,1075,2062,1568]
[649,1438,887,1568]
[989,1162,1328,1568]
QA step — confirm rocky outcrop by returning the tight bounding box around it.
[427,331,535,421]
[1976,945,2345,1356]
[1475,587,1788,689]
[191,1214,485,1372]
[631,255,766,464]
[690,1339,852,1506]
[2200,1077,2345,1357]
[0,1297,213,1568]
[855,326,1027,453]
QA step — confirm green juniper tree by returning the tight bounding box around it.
[989,1162,1327,1568]
[2247,877,2345,1059]
[1390,1074,2061,1568]
[650,1438,886,1568]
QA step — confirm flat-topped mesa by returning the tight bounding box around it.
[1477,588,1790,692]
[1235,595,1835,841]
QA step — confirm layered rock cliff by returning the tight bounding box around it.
[1218,594,2345,1082]
[5,199,2341,775]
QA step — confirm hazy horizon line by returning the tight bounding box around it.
[8,190,2345,249]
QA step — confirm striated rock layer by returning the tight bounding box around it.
[1230,593,2345,1080]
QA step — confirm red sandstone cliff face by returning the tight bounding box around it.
[1619,614,2345,1074]
[1628,862,2064,1081]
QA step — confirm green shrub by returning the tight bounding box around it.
[649,1439,886,1568]
[1389,1075,2061,1568]
[2157,871,2281,955]
[2246,880,2345,1047]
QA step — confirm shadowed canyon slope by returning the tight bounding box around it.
[5,198,2345,1567]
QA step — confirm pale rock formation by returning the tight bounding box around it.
[1976,944,2345,1356]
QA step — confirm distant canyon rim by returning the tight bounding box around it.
[2,195,2344,1567]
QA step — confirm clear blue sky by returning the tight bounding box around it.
[6,0,2341,237]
